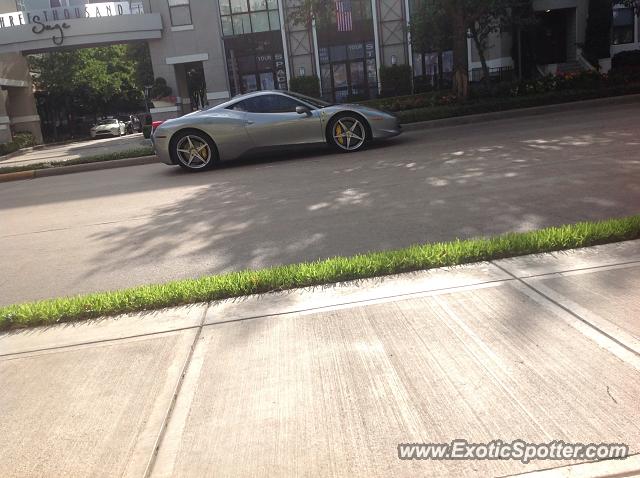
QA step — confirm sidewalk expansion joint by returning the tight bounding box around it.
[142,304,209,478]
[490,261,640,359]
[0,324,202,359]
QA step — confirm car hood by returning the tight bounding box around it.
[94,124,119,130]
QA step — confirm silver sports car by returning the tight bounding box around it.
[152,90,401,171]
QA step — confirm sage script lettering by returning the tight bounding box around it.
[31,17,70,46]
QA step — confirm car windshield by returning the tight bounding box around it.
[286,92,332,109]
[98,119,118,125]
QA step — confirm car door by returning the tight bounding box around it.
[242,94,324,148]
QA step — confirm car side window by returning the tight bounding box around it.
[259,95,302,113]
[228,95,303,114]
[227,100,248,112]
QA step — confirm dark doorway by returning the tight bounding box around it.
[535,9,568,64]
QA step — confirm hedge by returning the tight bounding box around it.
[394,85,640,124]
[0,131,38,156]
[379,64,412,97]
[289,76,321,98]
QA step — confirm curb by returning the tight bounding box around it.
[0,155,157,183]
[0,170,35,183]
[401,93,640,131]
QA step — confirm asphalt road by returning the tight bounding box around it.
[1,102,639,305]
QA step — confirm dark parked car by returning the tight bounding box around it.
[118,115,143,134]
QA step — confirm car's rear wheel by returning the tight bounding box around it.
[172,130,217,171]
[327,114,368,152]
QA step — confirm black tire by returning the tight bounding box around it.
[327,113,369,152]
[171,130,217,172]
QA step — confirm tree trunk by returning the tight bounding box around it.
[451,11,469,99]
[470,24,491,92]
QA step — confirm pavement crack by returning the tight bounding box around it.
[606,385,618,404]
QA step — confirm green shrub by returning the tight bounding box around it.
[12,131,37,149]
[289,76,320,97]
[380,65,412,97]
[0,141,19,156]
[150,77,172,100]
[612,50,640,70]
[142,125,152,139]
[395,85,640,124]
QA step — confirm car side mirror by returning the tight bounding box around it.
[296,105,311,116]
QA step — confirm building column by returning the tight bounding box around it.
[0,88,11,144]
[7,86,43,144]
[370,0,382,93]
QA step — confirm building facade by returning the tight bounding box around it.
[0,0,639,139]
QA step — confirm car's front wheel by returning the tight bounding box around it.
[327,114,368,152]
[171,130,217,171]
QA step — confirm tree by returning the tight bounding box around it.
[409,0,452,89]
[287,0,336,29]
[414,0,533,98]
[29,43,150,139]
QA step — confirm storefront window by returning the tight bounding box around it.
[319,41,377,102]
[225,32,287,95]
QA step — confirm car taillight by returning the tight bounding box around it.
[151,120,164,133]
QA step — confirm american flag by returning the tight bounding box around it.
[335,0,353,32]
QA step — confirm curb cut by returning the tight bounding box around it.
[401,93,640,131]
[0,155,157,183]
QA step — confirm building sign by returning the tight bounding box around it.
[0,2,133,30]
[274,53,287,90]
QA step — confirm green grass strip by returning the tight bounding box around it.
[0,146,154,174]
[1,215,639,330]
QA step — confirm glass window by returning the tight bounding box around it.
[169,3,191,26]
[249,0,267,10]
[221,15,233,35]
[330,45,348,62]
[366,58,377,83]
[269,10,280,30]
[612,8,635,45]
[233,13,251,34]
[251,11,270,32]
[242,75,259,92]
[350,62,365,84]
[348,43,364,60]
[230,0,248,13]
[267,0,278,9]
[333,63,348,88]
[237,95,301,113]
[261,95,302,113]
[319,48,330,64]
[259,72,275,90]
[219,0,231,15]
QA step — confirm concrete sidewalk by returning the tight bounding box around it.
[1,241,639,477]
[0,134,151,167]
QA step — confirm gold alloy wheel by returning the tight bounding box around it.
[332,117,366,151]
[175,134,212,169]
